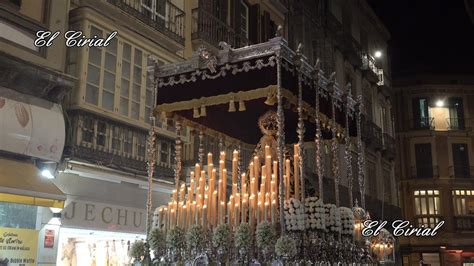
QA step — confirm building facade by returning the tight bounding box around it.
[0,0,74,265]
[287,0,399,223]
[395,76,474,266]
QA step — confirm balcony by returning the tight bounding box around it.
[334,31,362,67]
[454,216,474,231]
[447,117,467,130]
[361,118,383,151]
[361,53,380,84]
[411,117,435,130]
[107,0,185,45]
[65,110,175,181]
[449,165,474,178]
[382,133,396,160]
[410,165,439,179]
[192,8,250,49]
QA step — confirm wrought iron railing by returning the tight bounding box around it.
[410,165,439,179]
[191,8,250,49]
[66,111,175,180]
[449,165,474,178]
[361,53,378,74]
[412,117,435,130]
[454,216,474,231]
[447,117,466,130]
[361,118,383,150]
[107,0,185,44]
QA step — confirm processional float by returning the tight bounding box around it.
[143,35,395,264]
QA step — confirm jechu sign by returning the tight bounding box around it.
[0,228,38,266]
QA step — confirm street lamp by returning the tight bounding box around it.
[374,50,382,58]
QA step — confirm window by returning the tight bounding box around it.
[82,116,94,144]
[413,97,465,131]
[6,0,47,23]
[413,190,441,227]
[412,97,431,129]
[112,125,122,152]
[136,132,146,158]
[452,190,474,216]
[97,121,108,148]
[160,141,169,164]
[415,143,434,178]
[452,143,470,178]
[240,0,249,39]
[123,128,133,155]
[367,161,377,196]
[83,24,162,123]
[141,0,167,22]
[452,190,474,230]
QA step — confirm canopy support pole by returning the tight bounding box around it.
[276,51,286,234]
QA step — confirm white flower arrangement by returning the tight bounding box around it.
[339,207,355,236]
[304,197,326,231]
[284,198,305,231]
[324,204,341,234]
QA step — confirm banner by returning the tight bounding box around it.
[0,227,38,266]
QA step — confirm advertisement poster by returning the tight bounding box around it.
[0,227,38,266]
[44,229,55,248]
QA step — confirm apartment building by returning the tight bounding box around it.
[395,76,474,266]
[287,0,399,222]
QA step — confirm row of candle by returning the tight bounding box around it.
[154,144,302,232]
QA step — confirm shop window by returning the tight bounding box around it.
[0,202,37,229]
[414,143,433,178]
[413,190,441,227]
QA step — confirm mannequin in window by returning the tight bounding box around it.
[60,238,77,266]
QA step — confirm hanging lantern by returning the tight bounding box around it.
[352,199,366,242]
[238,100,246,111]
[193,107,200,118]
[371,228,395,263]
[228,99,236,112]
[200,105,207,117]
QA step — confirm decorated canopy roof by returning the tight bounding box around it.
[154,37,359,145]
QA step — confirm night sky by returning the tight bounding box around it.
[367,0,474,77]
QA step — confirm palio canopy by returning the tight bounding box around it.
[154,37,358,144]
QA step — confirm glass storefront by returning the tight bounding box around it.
[56,228,145,266]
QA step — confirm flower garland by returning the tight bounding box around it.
[305,197,326,231]
[275,235,297,258]
[324,204,341,234]
[284,198,305,231]
[256,221,277,252]
[339,207,355,236]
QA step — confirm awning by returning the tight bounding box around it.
[0,158,66,208]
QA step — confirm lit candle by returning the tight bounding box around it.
[241,173,247,195]
[232,150,238,195]
[249,162,254,180]
[285,159,291,199]
[222,169,227,204]
[202,205,207,227]
[207,153,213,166]
[253,156,260,179]
[294,144,300,200]
[271,199,276,224]
[265,155,271,191]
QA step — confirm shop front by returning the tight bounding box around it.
[54,171,173,266]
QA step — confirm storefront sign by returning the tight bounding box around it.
[61,200,145,233]
[0,227,38,266]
